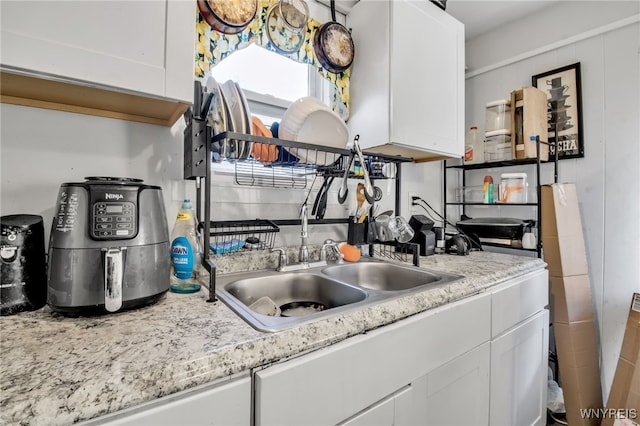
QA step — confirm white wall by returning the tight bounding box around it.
[459,1,640,401]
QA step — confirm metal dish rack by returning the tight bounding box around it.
[184,81,413,301]
[206,219,279,254]
[372,241,421,267]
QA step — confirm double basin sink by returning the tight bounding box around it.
[215,259,463,332]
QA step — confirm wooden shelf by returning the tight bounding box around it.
[0,70,189,127]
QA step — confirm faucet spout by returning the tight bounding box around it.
[299,204,309,263]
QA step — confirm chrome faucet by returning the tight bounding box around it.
[321,239,344,264]
[271,248,288,272]
[271,206,343,272]
[299,203,309,264]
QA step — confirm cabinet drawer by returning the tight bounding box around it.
[491,269,548,338]
[254,292,491,426]
[81,374,251,426]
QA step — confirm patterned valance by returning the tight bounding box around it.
[194,0,350,119]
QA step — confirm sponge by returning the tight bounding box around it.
[338,243,361,262]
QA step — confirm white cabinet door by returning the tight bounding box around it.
[395,342,491,426]
[389,0,464,158]
[347,0,464,161]
[490,310,549,426]
[0,0,194,102]
[81,375,251,426]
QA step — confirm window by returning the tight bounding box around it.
[210,43,324,126]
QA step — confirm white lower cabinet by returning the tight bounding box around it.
[254,268,548,426]
[489,310,549,426]
[80,374,251,426]
[254,292,492,426]
[396,342,491,426]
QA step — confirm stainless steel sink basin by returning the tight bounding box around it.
[225,273,367,314]
[215,259,463,332]
[322,262,446,291]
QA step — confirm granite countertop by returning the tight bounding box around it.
[0,251,545,425]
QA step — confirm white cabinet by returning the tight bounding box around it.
[347,0,465,162]
[254,268,548,426]
[80,374,251,426]
[0,0,194,126]
[489,269,550,426]
[398,342,491,426]
[0,0,194,102]
[490,311,549,426]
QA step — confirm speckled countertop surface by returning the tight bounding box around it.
[0,251,545,425]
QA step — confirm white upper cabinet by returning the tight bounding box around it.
[347,0,465,162]
[0,0,195,125]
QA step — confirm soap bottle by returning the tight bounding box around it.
[169,199,201,293]
[483,176,494,204]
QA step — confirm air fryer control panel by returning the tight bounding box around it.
[89,188,138,240]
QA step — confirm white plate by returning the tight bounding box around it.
[220,80,247,161]
[234,82,253,160]
[279,97,347,165]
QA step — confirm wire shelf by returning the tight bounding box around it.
[205,219,280,255]
[372,241,420,266]
[210,132,411,189]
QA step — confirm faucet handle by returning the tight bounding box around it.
[271,247,288,270]
[321,240,343,263]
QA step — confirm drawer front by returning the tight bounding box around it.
[83,374,251,426]
[491,269,549,338]
[255,292,491,426]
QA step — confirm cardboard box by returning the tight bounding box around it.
[550,275,595,323]
[510,87,549,161]
[603,293,640,426]
[541,184,589,277]
[544,235,589,277]
[554,321,604,426]
[541,184,584,238]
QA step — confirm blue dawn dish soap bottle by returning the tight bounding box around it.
[170,199,201,293]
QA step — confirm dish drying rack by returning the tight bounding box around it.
[371,242,421,267]
[184,81,414,301]
[205,219,280,254]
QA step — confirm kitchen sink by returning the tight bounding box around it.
[322,262,446,291]
[225,273,367,314]
[215,259,463,332]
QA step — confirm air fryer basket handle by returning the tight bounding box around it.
[103,248,125,312]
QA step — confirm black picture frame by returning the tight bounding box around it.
[532,62,584,159]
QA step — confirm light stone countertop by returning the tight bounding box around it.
[0,251,545,425]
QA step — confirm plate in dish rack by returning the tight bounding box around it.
[220,80,247,162]
[279,97,347,166]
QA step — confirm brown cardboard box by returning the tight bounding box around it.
[550,275,595,323]
[541,184,589,277]
[542,182,604,425]
[541,184,584,238]
[510,87,549,161]
[603,293,640,426]
[544,235,589,277]
[555,321,604,426]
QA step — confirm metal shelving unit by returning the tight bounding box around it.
[183,82,413,301]
[443,138,558,258]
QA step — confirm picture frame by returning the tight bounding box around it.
[532,62,584,159]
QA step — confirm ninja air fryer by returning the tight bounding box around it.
[1,214,47,315]
[47,177,170,315]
